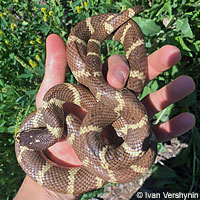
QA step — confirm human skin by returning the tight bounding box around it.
[14,34,195,200]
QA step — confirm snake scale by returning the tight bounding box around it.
[15,6,157,195]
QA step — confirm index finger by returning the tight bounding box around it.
[36,34,67,108]
[147,45,181,82]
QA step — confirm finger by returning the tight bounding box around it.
[104,46,181,89]
[147,45,181,82]
[152,112,195,142]
[142,75,195,116]
[104,54,129,89]
[36,34,67,108]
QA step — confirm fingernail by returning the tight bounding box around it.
[113,70,126,85]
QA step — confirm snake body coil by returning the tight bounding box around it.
[15,6,157,195]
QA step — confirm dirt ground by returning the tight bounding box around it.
[99,137,189,200]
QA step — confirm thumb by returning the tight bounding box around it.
[105,54,129,89]
[36,34,67,108]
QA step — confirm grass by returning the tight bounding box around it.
[0,0,199,199]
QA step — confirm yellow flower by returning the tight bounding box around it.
[29,59,37,68]
[35,54,41,61]
[0,30,3,34]
[76,6,81,13]
[30,40,35,45]
[0,13,3,17]
[36,38,42,44]
[84,1,88,9]
[5,40,9,45]
[43,14,47,22]
[10,23,15,31]
[41,7,46,13]
[4,10,10,15]
[49,11,54,16]
[2,87,7,93]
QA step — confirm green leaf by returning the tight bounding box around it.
[19,74,31,79]
[16,96,26,104]
[9,53,15,59]
[22,21,28,26]
[140,79,159,100]
[0,79,4,86]
[152,165,178,179]
[157,143,166,152]
[106,0,113,5]
[118,0,132,7]
[39,23,50,35]
[0,126,6,133]
[133,17,161,36]
[155,5,165,17]
[175,36,191,51]
[164,2,172,16]
[55,16,61,25]
[176,18,194,38]
[182,0,187,4]
[0,17,8,27]
[171,65,179,76]
[7,126,15,134]
[25,90,36,95]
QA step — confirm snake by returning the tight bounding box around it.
[15,6,157,195]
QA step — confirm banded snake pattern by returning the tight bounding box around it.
[15,5,157,195]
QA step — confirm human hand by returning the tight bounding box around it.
[37,35,195,143]
[15,34,195,200]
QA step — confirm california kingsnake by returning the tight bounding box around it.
[15,6,157,195]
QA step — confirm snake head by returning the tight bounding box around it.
[16,128,58,151]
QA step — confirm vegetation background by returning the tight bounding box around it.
[0,0,199,199]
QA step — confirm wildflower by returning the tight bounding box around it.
[0,30,3,34]
[76,6,81,13]
[2,87,7,93]
[49,11,53,16]
[84,1,88,9]
[0,13,3,17]
[36,38,42,44]
[10,23,15,31]
[43,13,48,22]
[15,55,36,73]
[41,7,46,13]
[30,40,35,45]
[35,54,41,61]
[29,59,37,68]
[4,10,10,15]
[5,40,9,45]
